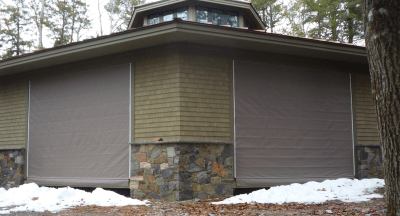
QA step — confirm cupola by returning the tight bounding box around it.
[128,0,266,30]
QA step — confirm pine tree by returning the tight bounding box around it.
[282,0,308,37]
[30,0,47,49]
[47,0,72,46]
[325,0,341,41]
[301,0,364,43]
[252,0,282,33]
[0,0,33,59]
[70,0,91,42]
[343,0,363,43]
[104,0,122,33]
[105,0,145,33]
[46,0,90,47]
[303,0,329,39]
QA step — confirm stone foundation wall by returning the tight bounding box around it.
[357,144,384,179]
[130,141,234,201]
[0,148,25,189]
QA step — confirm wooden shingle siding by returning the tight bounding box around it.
[353,73,380,144]
[134,54,181,142]
[133,49,231,142]
[179,55,231,141]
[0,79,28,148]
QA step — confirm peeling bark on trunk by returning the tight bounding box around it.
[362,1,400,215]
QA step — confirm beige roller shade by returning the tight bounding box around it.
[28,64,130,187]
[235,61,353,187]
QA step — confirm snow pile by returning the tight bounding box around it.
[0,183,148,214]
[214,178,384,205]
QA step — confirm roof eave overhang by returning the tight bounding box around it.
[0,21,367,77]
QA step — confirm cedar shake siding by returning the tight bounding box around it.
[179,54,231,141]
[0,78,28,149]
[353,73,380,145]
[134,52,181,142]
[134,48,231,142]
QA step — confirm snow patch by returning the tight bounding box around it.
[213,178,384,205]
[0,183,148,214]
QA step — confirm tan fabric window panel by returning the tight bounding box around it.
[235,61,353,187]
[28,64,130,187]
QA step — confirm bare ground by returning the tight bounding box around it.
[3,187,387,216]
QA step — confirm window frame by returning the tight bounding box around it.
[147,7,188,25]
[195,6,239,28]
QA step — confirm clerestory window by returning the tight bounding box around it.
[196,6,238,28]
[148,7,188,25]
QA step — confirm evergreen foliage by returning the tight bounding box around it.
[104,0,145,33]
[46,0,91,46]
[282,0,308,37]
[283,0,364,43]
[252,0,283,33]
[30,0,47,49]
[0,0,33,59]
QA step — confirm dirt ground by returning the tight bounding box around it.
[3,188,387,216]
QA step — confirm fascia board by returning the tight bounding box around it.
[0,24,180,75]
[0,22,366,76]
[248,6,266,29]
[198,0,249,8]
[174,23,366,57]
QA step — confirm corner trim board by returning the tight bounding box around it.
[27,80,31,178]
[350,73,356,177]
[233,60,236,179]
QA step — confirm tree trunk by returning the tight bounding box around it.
[38,0,45,48]
[269,6,274,33]
[98,0,103,36]
[347,3,356,44]
[17,19,20,55]
[61,16,65,44]
[362,1,400,215]
[71,4,75,43]
[347,17,354,43]
[317,11,321,39]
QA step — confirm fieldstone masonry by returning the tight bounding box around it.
[0,148,25,189]
[357,144,384,179]
[130,141,234,201]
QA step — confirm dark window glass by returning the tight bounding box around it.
[176,7,188,20]
[148,7,188,25]
[195,6,238,27]
[196,7,208,23]
[244,17,253,29]
[148,14,161,25]
[163,11,174,22]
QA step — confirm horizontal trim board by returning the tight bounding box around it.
[0,147,26,150]
[130,140,233,145]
